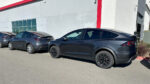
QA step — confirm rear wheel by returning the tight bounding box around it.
[27,44,35,54]
[8,42,14,50]
[95,51,114,69]
[49,46,60,58]
[0,42,3,48]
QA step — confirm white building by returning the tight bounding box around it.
[0,0,149,39]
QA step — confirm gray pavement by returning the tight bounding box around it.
[0,48,150,84]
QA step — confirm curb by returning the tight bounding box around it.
[136,56,150,61]
[136,56,144,61]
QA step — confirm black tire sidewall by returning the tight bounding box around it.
[49,46,60,58]
[95,51,114,69]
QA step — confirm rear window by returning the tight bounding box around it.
[102,31,118,39]
[32,32,50,37]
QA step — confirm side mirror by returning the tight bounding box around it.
[63,37,68,41]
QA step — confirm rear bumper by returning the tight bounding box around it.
[115,52,137,64]
[34,44,48,51]
[1,41,9,46]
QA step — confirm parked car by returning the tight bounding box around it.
[9,31,54,54]
[0,32,15,48]
[48,28,137,69]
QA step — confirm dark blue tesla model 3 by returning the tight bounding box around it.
[9,31,54,54]
[48,28,137,69]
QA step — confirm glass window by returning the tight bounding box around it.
[32,19,36,26]
[27,20,32,26]
[0,33,2,37]
[65,30,83,40]
[23,32,33,38]
[12,19,37,34]
[16,32,24,38]
[102,31,118,39]
[23,20,27,26]
[18,21,22,26]
[84,30,101,40]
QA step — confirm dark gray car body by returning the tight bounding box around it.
[49,28,137,65]
[0,32,15,47]
[10,31,54,52]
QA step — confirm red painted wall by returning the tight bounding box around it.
[97,0,102,28]
[0,0,35,11]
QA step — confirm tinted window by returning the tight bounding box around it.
[16,32,24,38]
[23,32,33,38]
[65,30,84,40]
[84,30,101,40]
[102,31,118,39]
[0,33,2,37]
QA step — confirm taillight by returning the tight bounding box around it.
[122,41,135,46]
[2,36,7,39]
[34,38,40,42]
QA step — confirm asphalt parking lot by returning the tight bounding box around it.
[0,48,150,84]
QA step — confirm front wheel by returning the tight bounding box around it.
[95,51,114,69]
[8,42,14,50]
[49,46,60,58]
[0,42,3,48]
[27,44,35,54]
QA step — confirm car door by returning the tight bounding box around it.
[81,29,102,59]
[60,30,86,58]
[12,32,26,49]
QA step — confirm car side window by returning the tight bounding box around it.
[65,30,84,40]
[84,30,101,40]
[23,32,33,38]
[0,33,2,37]
[16,32,24,38]
[102,31,118,39]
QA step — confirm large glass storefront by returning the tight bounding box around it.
[12,19,37,34]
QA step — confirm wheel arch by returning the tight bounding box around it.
[49,44,57,50]
[95,48,117,64]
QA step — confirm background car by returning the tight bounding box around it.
[48,28,137,69]
[9,31,54,54]
[0,32,15,48]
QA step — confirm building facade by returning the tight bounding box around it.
[0,0,149,39]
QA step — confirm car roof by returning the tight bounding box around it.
[24,31,51,37]
[75,28,133,37]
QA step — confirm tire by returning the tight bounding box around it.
[8,42,14,50]
[49,46,60,58]
[95,51,114,69]
[27,44,35,54]
[0,42,3,48]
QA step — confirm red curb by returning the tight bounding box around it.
[136,56,150,61]
[136,56,144,60]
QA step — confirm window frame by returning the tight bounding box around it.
[83,29,102,40]
[101,30,118,40]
